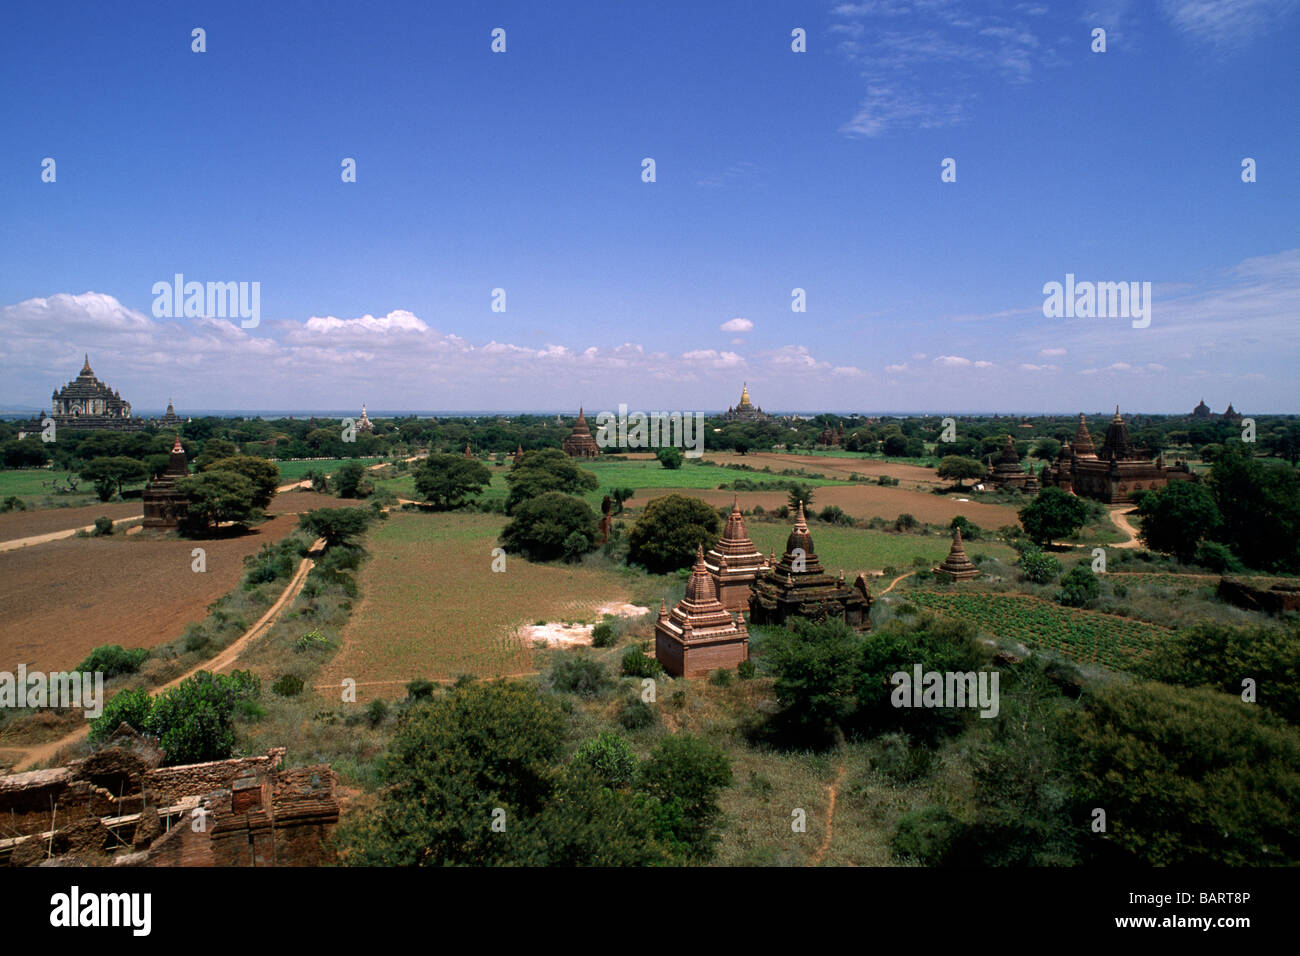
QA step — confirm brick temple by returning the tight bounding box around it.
[142,437,191,529]
[655,545,750,677]
[703,497,770,611]
[1043,409,1192,504]
[561,407,601,458]
[986,434,1039,493]
[748,502,872,629]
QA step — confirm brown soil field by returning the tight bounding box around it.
[706,451,941,484]
[644,485,1020,528]
[318,512,636,702]
[0,501,140,542]
[0,513,306,672]
[266,490,371,515]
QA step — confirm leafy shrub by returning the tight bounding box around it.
[620,644,663,678]
[77,644,148,679]
[366,698,390,727]
[591,618,618,648]
[818,505,854,526]
[618,698,657,730]
[892,806,960,864]
[708,668,734,687]
[0,495,26,512]
[868,732,934,784]
[406,678,435,701]
[1194,540,1244,573]
[737,659,756,680]
[1056,566,1100,607]
[572,731,638,788]
[295,629,333,652]
[88,687,154,743]
[895,513,918,531]
[550,655,613,698]
[272,674,305,697]
[1017,547,1062,585]
[92,516,114,536]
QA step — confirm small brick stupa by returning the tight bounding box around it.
[703,497,770,612]
[655,545,750,677]
[748,502,872,629]
[561,407,601,458]
[934,526,980,580]
[142,437,191,529]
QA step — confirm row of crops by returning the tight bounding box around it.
[903,590,1168,672]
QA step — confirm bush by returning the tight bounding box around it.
[500,492,599,562]
[620,644,663,678]
[572,731,638,788]
[1017,547,1062,585]
[366,698,390,727]
[77,644,149,679]
[1194,540,1244,573]
[550,655,613,698]
[1056,566,1100,607]
[591,618,618,648]
[88,687,154,743]
[618,698,658,730]
[892,806,960,864]
[869,732,934,784]
[708,668,733,687]
[406,678,435,701]
[737,659,756,680]
[0,495,26,513]
[272,674,305,697]
[92,516,114,536]
[636,734,732,861]
[818,505,854,526]
[627,494,721,574]
[949,515,982,540]
[895,513,918,531]
[656,447,684,470]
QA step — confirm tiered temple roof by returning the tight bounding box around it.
[1044,408,1192,504]
[748,502,872,629]
[655,545,750,677]
[561,407,601,458]
[357,404,373,432]
[45,355,146,431]
[703,497,770,611]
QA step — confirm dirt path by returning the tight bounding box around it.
[811,761,847,866]
[4,537,326,773]
[0,515,141,553]
[1108,506,1142,549]
[880,571,915,594]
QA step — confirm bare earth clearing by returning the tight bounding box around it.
[0,501,140,542]
[318,512,636,701]
[0,513,305,672]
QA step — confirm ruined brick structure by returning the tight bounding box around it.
[655,546,749,677]
[0,730,339,867]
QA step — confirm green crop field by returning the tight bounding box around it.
[583,458,848,492]
[743,522,1016,574]
[0,468,139,508]
[904,590,1168,671]
[272,456,388,482]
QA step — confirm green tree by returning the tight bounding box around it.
[193,438,238,471]
[572,731,638,789]
[136,670,260,765]
[627,494,720,573]
[413,454,492,509]
[88,687,154,743]
[505,449,599,514]
[333,460,371,499]
[936,455,985,488]
[786,482,816,512]
[298,507,374,548]
[203,455,279,508]
[765,617,863,747]
[80,456,148,501]
[1018,486,1089,547]
[637,734,732,861]
[1056,566,1100,607]
[1207,444,1300,572]
[176,470,257,533]
[1134,480,1221,562]
[656,447,684,470]
[500,492,598,561]
[1017,547,1062,584]
[609,487,635,514]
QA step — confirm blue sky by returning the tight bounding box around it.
[2,0,1298,414]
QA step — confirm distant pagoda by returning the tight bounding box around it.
[512,443,525,466]
[934,527,980,580]
[142,437,191,529]
[723,383,771,423]
[561,407,601,458]
[44,355,147,432]
[655,545,750,678]
[748,502,872,629]
[357,404,374,433]
[986,434,1038,493]
[703,497,770,612]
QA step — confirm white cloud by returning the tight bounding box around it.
[721,317,754,332]
[1040,347,1067,356]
